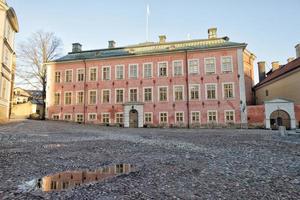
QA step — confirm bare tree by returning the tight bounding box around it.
[17,31,62,119]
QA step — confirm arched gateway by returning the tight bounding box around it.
[129,109,138,128]
[123,102,144,128]
[270,110,291,130]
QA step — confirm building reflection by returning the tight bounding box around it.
[38,164,134,192]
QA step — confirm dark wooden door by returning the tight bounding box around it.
[129,110,138,128]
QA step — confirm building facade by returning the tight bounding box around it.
[0,0,18,121]
[46,28,255,128]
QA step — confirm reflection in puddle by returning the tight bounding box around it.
[21,164,135,192]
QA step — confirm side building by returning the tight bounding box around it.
[46,28,255,128]
[0,0,18,122]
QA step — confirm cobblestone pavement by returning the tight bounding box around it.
[0,120,299,200]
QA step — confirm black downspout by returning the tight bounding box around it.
[185,50,190,128]
[83,59,87,124]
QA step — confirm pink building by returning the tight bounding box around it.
[46,28,256,128]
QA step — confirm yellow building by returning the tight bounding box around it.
[0,0,19,122]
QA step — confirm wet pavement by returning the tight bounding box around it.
[0,120,300,199]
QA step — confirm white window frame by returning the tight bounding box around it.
[88,90,97,105]
[158,86,168,102]
[205,83,218,100]
[75,113,84,122]
[175,111,184,123]
[129,64,138,79]
[191,111,200,124]
[102,66,111,80]
[54,92,61,105]
[52,114,60,120]
[129,87,139,102]
[158,61,168,77]
[144,112,153,123]
[102,89,111,103]
[222,82,235,99]
[115,88,124,104]
[63,113,72,121]
[224,110,235,123]
[88,113,97,121]
[76,90,84,105]
[54,71,62,83]
[76,68,85,82]
[207,110,218,123]
[172,60,184,76]
[65,69,73,83]
[173,85,184,101]
[101,113,110,123]
[221,56,233,73]
[89,67,98,81]
[189,84,200,100]
[115,112,124,124]
[115,65,125,80]
[143,87,153,102]
[188,59,199,74]
[64,91,73,105]
[159,112,168,124]
[143,62,153,78]
[204,57,216,74]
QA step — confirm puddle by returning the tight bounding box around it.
[19,164,135,192]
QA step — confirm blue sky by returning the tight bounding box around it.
[7,0,300,83]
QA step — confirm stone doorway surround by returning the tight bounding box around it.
[123,102,144,128]
[265,98,296,129]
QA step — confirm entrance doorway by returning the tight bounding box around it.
[270,110,291,130]
[129,109,138,128]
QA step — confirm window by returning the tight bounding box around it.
[129,64,138,79]
[55,72,61,83]
[159,112,168,123]
[190,85,199,100]
[77,69,84,82]
[222,56,233,72]
[173,60,183,76]
[102,113,110,123]
[116,164,124,173]
[174,86,184,101]
[115,65,124,80]
[143,63,152,78]
[51,181,57,190]
[102,66,110,80]
[76,91,84,105]
[129,88,138,102]
[64,114,72,121]
[64,92,72,105]
[3,47,9,66]
[115,89,124,103]
[76,114,84,122]
[62,182,69,189]
[102,90,110,103]
[54,93,60,105]
[52,115,59,120]
[88,113,97,121]
[225,110,235,123]
[188,59,199,74]
[191,112,200,123]
[265,90,269,96]
[65,70,73,82]
[223,83,234,99]
[158,62,167,77]
[208,111,217,123]
[115,113,123,124]
[175,112,184,123]
[90,68,97,81]
[144,112,153,123]
[159,87,168,101]
[88,90,97,104]
[205,57,216,74]
[144,87,152,102]
[206,84,217,100]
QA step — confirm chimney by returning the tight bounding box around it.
[108,40,116,48]
[159,35,166,43]
[208,27,217,39]
[287,57,295,63]
[295,43,300,58]
[72,43,82,53]
[271,61,280,71]
[258,61,266,82]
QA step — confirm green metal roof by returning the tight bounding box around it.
[54,37,247,62]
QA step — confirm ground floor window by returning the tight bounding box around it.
[159,112,168,123]
[115,113,123,124]
[64,114,72,121]
[207,111,217,123]
[144,112,153,123]
[191,111,200,123]
[88,113,97,121]
[225,110,235,123]
[102,113,110,123]
[175,112,184,123]
[52,114,59,120]
[76,114,84,122]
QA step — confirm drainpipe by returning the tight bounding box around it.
[185,50,190,128]
[83,59,87,124]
